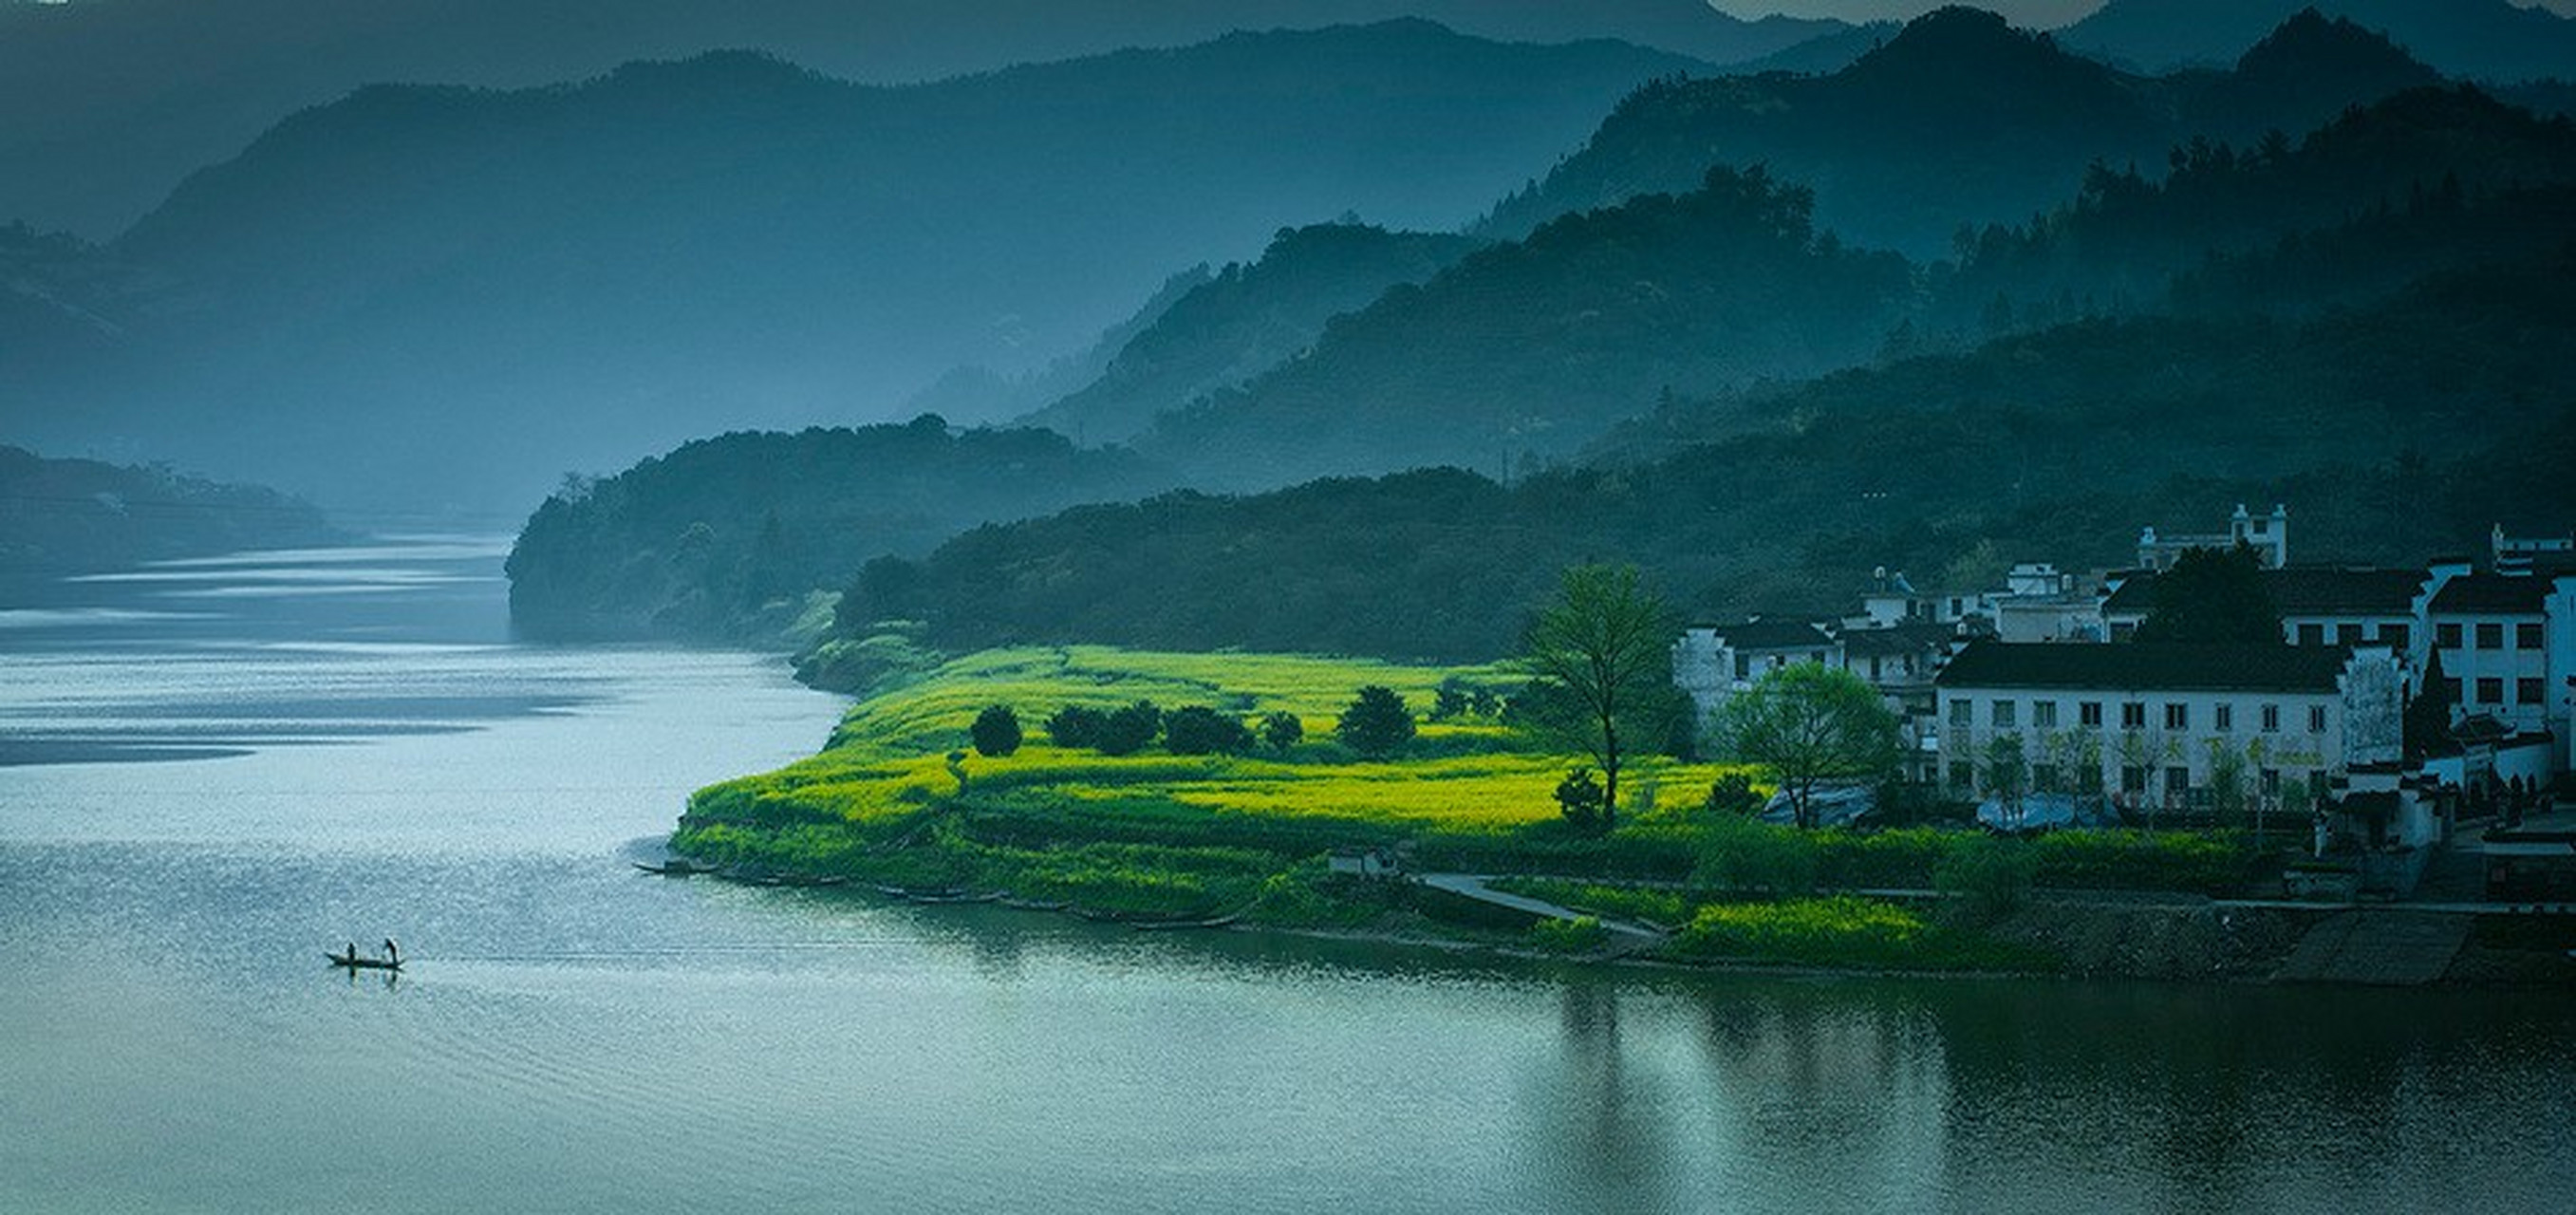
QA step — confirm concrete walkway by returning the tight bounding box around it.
[1416,873,1669,953]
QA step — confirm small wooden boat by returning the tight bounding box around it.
[326,949,402,971]
[632,858,716,876]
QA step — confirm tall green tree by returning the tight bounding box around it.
[2136,545,2282,644]
[1520,563,1677,830]
[1335,686,1415,758]
[1710,664,1900,831]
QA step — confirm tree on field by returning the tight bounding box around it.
[1096,701,1163,757]
[1709,664,1900,830]
[1260,711,1304,752]
[2135,545,2280,644]
[1165,706,1254,756]
[970,704,1022,757]
[1519,563,1676,831]
[1336,686,1415,758]
[1047,705,1105,749]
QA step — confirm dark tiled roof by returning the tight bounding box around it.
[1694,618,1835,651]
[1837,621,1956,656]
[1935,640,2358,694]
[2431,572,2554,615]
[2101,566,2426,617]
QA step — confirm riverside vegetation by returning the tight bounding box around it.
[675,645,2268,973]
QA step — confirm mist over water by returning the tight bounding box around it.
[3,538,2572,1213]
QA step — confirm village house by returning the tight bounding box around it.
[1932,640,2404,824]
[2135,503,2289,572]
[1671,617,1841,726]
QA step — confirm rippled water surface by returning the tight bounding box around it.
[4,538,2572,1213]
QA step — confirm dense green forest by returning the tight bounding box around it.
[1142,166,1913,488]
[1479,9,2455,257]
[840,255,2576,663]
[0,444,340,573]
[503,420,1171,639]
[1017,222,1482,445]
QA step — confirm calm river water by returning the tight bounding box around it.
[3,537,2572,1214]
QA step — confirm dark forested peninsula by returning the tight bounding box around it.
[0,445,340,575]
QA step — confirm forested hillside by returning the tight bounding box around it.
[842,256,2576,663]
[1017,223,1482,445]
[503,420,1171,639]
[1141,166,1913,489]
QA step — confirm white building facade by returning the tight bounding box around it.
[1933,641,2403,814]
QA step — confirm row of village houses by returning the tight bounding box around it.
[1673,508,2576,858]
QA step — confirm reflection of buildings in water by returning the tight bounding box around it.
[1689,987,1951,1209]
[1519,980,1686,1211]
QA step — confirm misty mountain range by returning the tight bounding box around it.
[0,0,1846,239]
[3,2,2571,530]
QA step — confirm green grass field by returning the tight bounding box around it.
[678,645,1750,920]
[675,645,2241,950]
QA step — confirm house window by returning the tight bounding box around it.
[2518,622,2544,649]
[2335,624,2359,645]
[2033,701,2059,729]
[2308,704,2327,733]
[2261,704,2281,733]
[1870,656,1883,680]
[2164,702,2189,730]
[2165,766,2191,795]
[2297,623,2324,645]
[2080,701,2103,727]
[2260,768,2281,796]
[2446,678,2464,704]
[2032,763,2060,792]
[2380,624,2409,649]
[2213,703,2233,732]
[2121,766,2147,794]
[1992,700,2017,729]
[2476,678,2503,705]
[2476,623,2503,649]
[1949,761,1972,791]
[2520,677,2545,706]
[1950,699,1972,728]
[2120,703,2146,729]
[2438,622,2462,648]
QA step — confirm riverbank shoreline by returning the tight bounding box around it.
[656,854,2576,992]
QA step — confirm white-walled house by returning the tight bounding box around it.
[1671,618,1841,725]
[2428,571,2576,767]
[1932,641,2403,815]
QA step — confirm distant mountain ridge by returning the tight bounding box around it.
[0,0,1852,238]
[2060,0,2576,83]
[1480,6,2482,258]
[6,21,1705,513]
